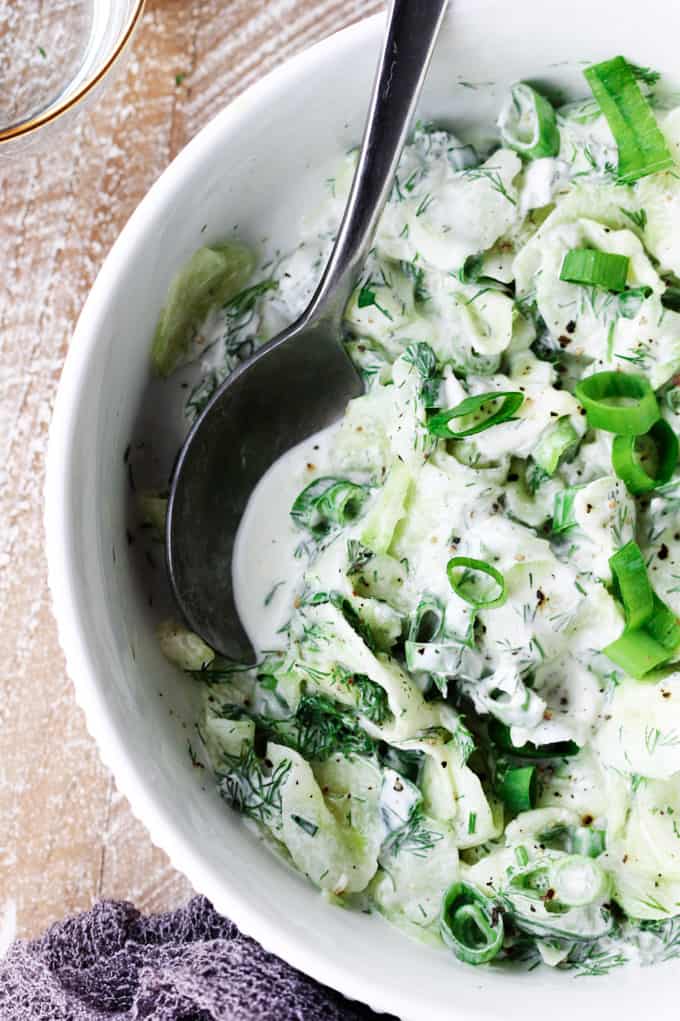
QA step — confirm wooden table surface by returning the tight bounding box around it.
[0,0,380,947]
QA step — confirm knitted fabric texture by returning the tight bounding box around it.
[0,896,395,1020]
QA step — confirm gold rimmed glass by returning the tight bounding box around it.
[0,0,146,154]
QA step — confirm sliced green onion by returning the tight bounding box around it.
[574,371,659,435]
[609,541,655,630]
[533,417,580,475]
[604,596,680,679]
[315,481,368,526]
[440,882,504,966]
[560,249,630,292]
[603,626,673,678]
[447,557,507,609]
[151,241,256,376]
[647,594,680,652]
[428,392,524,439]
[291,477,369,537]
[604,544,680,677]
[489,720,580,759]
[498,82,560,160]
[612,419,679,494]
[584,56,674,184]
[552,486,583,534]
[408,594,445,644]
[498,765,537,814]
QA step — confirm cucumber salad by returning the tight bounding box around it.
[152,57,680,973]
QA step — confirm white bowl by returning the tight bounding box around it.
[46,4,680,1018]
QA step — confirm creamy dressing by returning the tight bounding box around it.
[233,425,338,651]
[157,71,680,974]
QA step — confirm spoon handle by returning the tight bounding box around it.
[303,0,449,323]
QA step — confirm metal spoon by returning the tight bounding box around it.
[166,0,449,662]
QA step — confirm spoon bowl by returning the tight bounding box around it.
[166,315,362,661]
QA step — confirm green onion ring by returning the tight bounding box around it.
[603,596,680,679]
[603,628,673,679]
[447,557,507,609]
[428,391,524,439]
[291,476,368,536]
[408,594,445,644]
[647,594,680,653]
[604,544,680,678]
[440,882,504,965]
[560,249,630,292]
[609,541,655,630]
[612,419,679,494]
[584,57,674,184]
[498,765,537,814]
[498,82,560,160]
[574,371,659,435]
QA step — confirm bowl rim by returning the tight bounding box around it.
[44,11,415,1019]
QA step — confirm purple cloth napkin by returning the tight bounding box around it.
[0,896,396,1020]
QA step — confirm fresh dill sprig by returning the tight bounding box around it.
[384,808,443,859]
[352,674,393,725]
[615,342,652,370]
[346,539,374,575]
[218,746,291,825]
[461,166,517,205]
[449,716,476,764]
[287,692,376,759]
[400,259,430,303]
[644,726,680,755]
[527,463,550,495]
[630,64,662,88]
[415,193,434,217]
[223,279,278,352]
[185,371,221,420]
[620,207,648,231]
[635,917,680,962]
[569,946,628,977]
